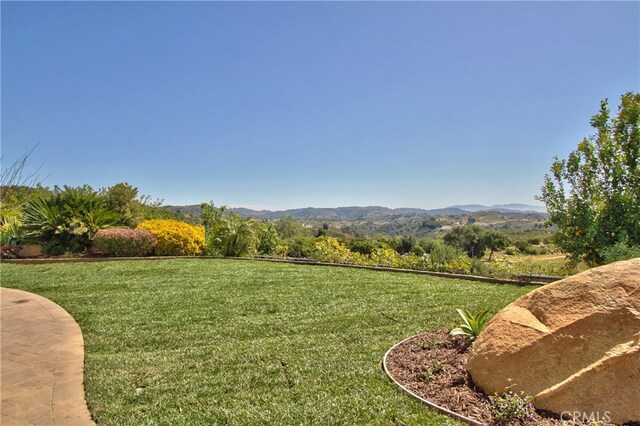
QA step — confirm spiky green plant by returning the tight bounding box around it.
[449,308,491,342]
[21,185,119,254]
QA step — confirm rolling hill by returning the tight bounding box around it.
[164,203,546,220]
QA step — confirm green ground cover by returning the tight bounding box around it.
[2,259,535,425]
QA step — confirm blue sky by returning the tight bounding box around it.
[2,1,638,210]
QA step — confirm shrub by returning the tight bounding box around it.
[1,185,52,226]
[201,203,258,257]
[256,222,279,256]
[1,244,21,259]
[425,243,472,274]
[93,228,157,257]
[470,258,489,276]
[410,243,426,256]
[514,239,533,254]
[284,237,315,258]
[310,237,351,263]
[489,379,535,421]
[347,238,379,255]
[503,247,518,256]
[214,218,257,257]
[527,237,541,245]
[394,235,416,255]
[0,219,25,246]
[418,238,440,254]
[137,219,205,256]
[600,242,640,264]
[419,359,443,382]
[21,185,120,254]
[274,244,290,258]
[443,225,487,258]
[368,247,402,267]
[274,216,307,239]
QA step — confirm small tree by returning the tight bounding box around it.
[483,231,510,260]
[443,225,487,258]
[395,235,416,255]
[275,216,306,239]
[102,182,140,226]
[256,222,279,255]
[538,92,640,265]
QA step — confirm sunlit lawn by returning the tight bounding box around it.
[2,259,535,425]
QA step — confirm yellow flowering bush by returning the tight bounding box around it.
[137,219,205,256]
[311,237,352,263]
[369,248,401,267]
[274,244,290,258]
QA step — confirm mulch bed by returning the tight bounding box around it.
[384,329,565,425]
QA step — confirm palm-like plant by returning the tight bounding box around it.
[215,215,256,257]
[21,185,120,254]
[202,203,258,257]
[449,308,491,342]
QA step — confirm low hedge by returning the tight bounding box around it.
[93,228,157,257]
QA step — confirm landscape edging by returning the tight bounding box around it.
[2,255,552,286]
[382,334,487,426]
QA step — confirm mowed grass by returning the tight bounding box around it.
[2,259,536,425]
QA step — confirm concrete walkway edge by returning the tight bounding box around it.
[1,287,94,425]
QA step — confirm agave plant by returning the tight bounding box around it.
[449,308,491,342]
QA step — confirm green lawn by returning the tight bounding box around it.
[2,259,535,425]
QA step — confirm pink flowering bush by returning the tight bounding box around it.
[93,228,157,257]
[1,244,22,259]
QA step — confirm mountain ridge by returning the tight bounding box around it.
[164,203,546,220]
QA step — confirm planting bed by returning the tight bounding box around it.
[384,329,566,425]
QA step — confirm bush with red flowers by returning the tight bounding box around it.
[1,244,22,259]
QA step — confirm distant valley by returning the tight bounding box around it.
[164,203,546,221]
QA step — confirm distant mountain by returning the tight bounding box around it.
[448,204,547,214]
[164,204,543,220]
[395,207,467,216]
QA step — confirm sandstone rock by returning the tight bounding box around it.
[466,258,640,424]
[17,244,43,258]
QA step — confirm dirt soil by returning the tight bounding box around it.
[384,329,569,425]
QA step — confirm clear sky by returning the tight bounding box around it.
[2,1,639,210]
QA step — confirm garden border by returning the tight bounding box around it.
[1,256,554,286]
[382,333,487,426]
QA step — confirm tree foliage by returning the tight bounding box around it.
[102,182,185,226]
[201,202,258,257]
[255,222,279,255]
[102,182,140,227]
[483,230,510,260]
[443,225,487,258]
[538,92,640,265]
[275,216,306,239]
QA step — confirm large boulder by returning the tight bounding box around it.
[466,258,640,424]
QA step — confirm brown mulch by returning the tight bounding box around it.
[384,329,564,425]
